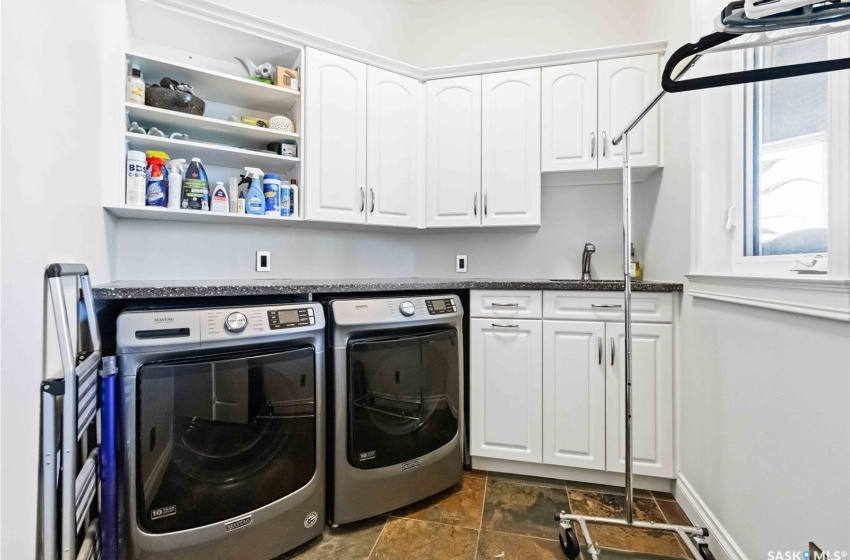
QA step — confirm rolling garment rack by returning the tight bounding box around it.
[556,2,850,559]
[42,264,105,560]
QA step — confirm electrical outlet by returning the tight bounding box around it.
[256,251,271,272]
[456,255,468,273]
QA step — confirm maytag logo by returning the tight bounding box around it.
[154,317,174,323]
[225,515,253,532]
[151,505,176,520]
[402,459,420,471]
[355,304,369,309]
[359,450,376,461]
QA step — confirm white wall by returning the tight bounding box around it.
[0,0,122,557]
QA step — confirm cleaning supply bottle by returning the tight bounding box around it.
[127,64,145,104]
[243,167,265,215]
[263,173,281,216]
[145,156,168,207]
[126,150,147,206]
[237,191,246,214]
[279,178,291,217]
[228,178,240,213]
[166,159,186,210]
[182,158,210,211]
[290,179,298,218]
[630,243,643,281]
[210,181,229,213]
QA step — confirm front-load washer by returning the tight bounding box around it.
[116,303,325,560]
[327,295,464,525]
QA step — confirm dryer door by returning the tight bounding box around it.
[347,328,460,469]
[136,345,316,533]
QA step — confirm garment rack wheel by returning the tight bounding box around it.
[558,519,581,559]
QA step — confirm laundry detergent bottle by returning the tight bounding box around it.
[244,167,265,215]
[145,156,168,207]
[182,158,210,211]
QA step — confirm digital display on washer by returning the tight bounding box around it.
[268,308,314,329]
[432,300,447,311]
[425,298,455,315]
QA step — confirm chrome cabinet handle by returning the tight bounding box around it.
[592,304,622,308]
[484,191,488,216]
[474,192,478,216]
[610,337,615,366]
[360,187,365,212]
[491,302,519,307]
[590,132,596,159]
[597,336,603,365]
[370,188,375,213]
[492,323,519,329]
[602,131,608,157]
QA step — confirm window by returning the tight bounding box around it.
[743,36,829,258]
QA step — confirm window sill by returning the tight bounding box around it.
[685,273,850,322]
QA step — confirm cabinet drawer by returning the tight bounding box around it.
[543,291,672,323]
[470,290,542,319]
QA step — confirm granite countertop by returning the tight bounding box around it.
[92,278,683,300]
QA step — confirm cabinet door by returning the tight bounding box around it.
[541,62,598,172]
[366,66,420,227]
[598,55,659,169]
[425,76,482,228]
[543,321,606,470]
[470,318,542,463]
[481,69,541,226]
[605,322,673,478]
[304,48,367,223]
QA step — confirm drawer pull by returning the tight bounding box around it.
[491,302,520,307]
[610,337,615,366]
[597,336,602,365]
[492,323,519,329]
[592,304,622,308]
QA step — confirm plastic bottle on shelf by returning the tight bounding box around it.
[279,178,291,217]
[182,158,210,211]
[263,173,281,216]
[145,156,168,207]
[166,159,186,210]
[127,64,145,104]
[289,179,298,218]
[126,150,147,207]
[237,191,246,214]
[228,178,240,213]
[210,181,229,213]
[244,167,265,215]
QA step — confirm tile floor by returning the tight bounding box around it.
[281,471,695,560]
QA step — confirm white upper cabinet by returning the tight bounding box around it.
[366,66,421,227]
[598,54,660,169]
[541,62,598,172]
[425,76,482,228]
[305,48,367,224]
[470,318,543,463]
[543,320,606,470]
[481,69,541,227]
[605,322,673,478]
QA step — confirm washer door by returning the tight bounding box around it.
[136,346,316,533]
[347,328,460,469]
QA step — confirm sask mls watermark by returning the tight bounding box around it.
[768,550,848,560]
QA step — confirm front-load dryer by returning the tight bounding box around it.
[116,303,325,560]
[327,295,464,525]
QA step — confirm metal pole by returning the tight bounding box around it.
[622,132,634,525]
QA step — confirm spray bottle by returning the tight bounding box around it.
[166,159,186,209]
[243,167,265,215]
[144,155,168,207]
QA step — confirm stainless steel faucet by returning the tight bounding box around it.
[581,242,596,281]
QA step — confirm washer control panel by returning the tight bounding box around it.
[399,301,416,316]
[224,312,248,332]
[268,307,315,329]
[426,298,457,315]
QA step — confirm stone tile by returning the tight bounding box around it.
[482,479,570,539]
[465,468,487,478]
[370,517,477,560]
[391,474,485,530]
[565,480,653,497]
[657,500,692,526]
[568,490,666,523]
[586,523,688,558]
[477,530,564,559]
[582,546,685,560]
[652,490,676,501]
[488,471,567,489]
[279,516,386,560]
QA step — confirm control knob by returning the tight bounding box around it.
[225,312,248,333]
[399,301,416,317]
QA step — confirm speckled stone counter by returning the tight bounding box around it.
[92,278,683,300]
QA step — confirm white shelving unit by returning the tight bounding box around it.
[105,205,302,226]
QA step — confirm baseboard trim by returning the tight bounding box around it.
[675,473,747,560]
[472,456,674,492]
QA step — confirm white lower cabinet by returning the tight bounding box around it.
[470,318,543,463]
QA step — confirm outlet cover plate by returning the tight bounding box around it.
[456,255,468,273]
[256,251,271,272]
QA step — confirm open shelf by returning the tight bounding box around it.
[125,133,299,173]
[127,51,300,114]
[126,103,300,148]
[105,205,303,226]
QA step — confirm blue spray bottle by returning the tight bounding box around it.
[244,167,265,215]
